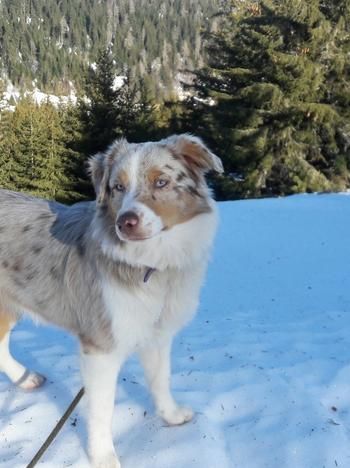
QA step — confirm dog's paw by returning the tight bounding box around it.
[17,371,46,390]
[160,405,194,426]
[91,453,121,468]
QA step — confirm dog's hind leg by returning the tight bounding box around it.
[0,313,46,390]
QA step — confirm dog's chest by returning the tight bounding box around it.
[102,274,170,352]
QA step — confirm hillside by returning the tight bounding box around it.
[1,194,350,467]
[0,0,219,98]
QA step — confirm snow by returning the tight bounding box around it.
[1,193,350,467]
[112,76,127,90]
[1,82,20,105]
[0,82,78,111]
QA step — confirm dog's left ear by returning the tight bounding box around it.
[88,152,110,204]
[163,134,224,174]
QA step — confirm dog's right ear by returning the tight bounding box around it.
[88,152,110,204]
[88,139,129,204]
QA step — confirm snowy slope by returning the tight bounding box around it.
[1,194,350,468]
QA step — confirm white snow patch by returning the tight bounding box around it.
[112,75,127,90]
[0,82,78,110]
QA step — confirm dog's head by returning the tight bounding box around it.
[88,134,223,242]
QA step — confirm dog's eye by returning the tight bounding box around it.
[154,179,169,189]
[114,183,125,192]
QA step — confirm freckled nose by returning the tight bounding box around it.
[117,211,139,233]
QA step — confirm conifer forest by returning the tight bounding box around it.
[0,0,349,202]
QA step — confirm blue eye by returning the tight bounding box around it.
[155,179,169,188]
[114,184,125,192]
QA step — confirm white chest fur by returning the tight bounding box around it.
[102,274,168,355]
[102,262,207,357]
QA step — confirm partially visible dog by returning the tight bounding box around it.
[0,134,223,467]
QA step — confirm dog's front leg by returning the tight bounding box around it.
[139,336,193,426]
[80,350,122,468]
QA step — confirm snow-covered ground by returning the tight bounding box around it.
[1,193,350,468]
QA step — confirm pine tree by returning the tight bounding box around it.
[189,0,350,199]
[60,104,90,201]
[79,49,121,155]
[0,99,71,201]
[0,108,19,189]
[78,49,160,149]
[28,102,69,201]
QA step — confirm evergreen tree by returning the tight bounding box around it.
[78,48,162,148]
[0,99,72,201]
[60,104,90,201]
[79,49,121,155]
[189,0,350,199]
[0,108,19,189]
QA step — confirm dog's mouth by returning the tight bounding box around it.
[120,234,153,242]
[115,227,157,242]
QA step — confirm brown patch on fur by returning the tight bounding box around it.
[116,169,129,189]
[0,313,13,340]
[147,168,164,184]
[139,189,212,229]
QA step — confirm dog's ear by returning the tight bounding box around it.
[162,134,224,174]
[88,139,129,204]
[88,152,110,204]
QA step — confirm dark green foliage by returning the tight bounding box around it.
[0,0,218,98]
[78,49,122,155]
[0,99,73,201]
[186,0,350,199]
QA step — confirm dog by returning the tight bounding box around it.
[0,134,223,468]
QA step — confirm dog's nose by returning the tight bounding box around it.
[117,211,139,233]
